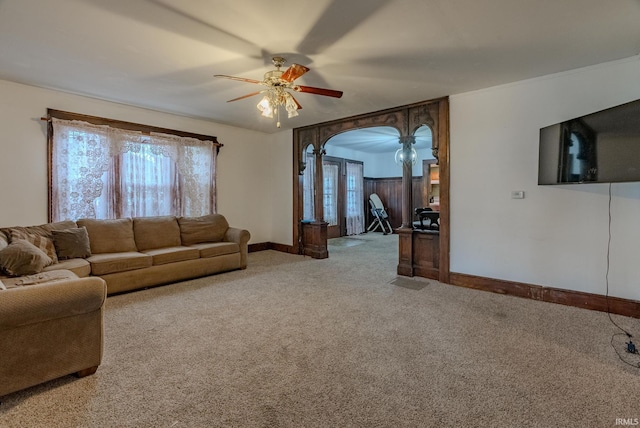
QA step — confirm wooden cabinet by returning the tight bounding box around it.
[397,228,440,280]
[301,221,328,259]
[412,230,440,279]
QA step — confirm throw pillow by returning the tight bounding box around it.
[52,227,92,259]
[10,229,58,264]
[0,239,53,276]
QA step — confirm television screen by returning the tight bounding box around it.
[538,98,640,185]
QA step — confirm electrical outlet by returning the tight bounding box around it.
[511,190,525,199]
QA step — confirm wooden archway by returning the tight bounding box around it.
[292,97,450,284]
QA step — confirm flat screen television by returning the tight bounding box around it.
[538,98,640,185]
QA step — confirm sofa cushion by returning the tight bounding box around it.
[0,230,8,251]
[1,220,77,239]
[52,227,92,260]
[0,239,53,276]
[10,229,58,264]
[141,246,200,266]
[86,252,152,276]
[43,220,79,234]
[77,218,137,254]
[178,214,229,246]
[133,216,181,251]
[44,258,92,278]
[0,269,78,290]
[188,242,240,259]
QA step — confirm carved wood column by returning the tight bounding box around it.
[297,146,328,259]
[313,147,325,222]
[398,135,415,228]
[397,227,414,276]
[396,133,417,276]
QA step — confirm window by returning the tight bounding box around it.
[322,163,339,226]
[345,161,364,235]
[302,149,315,221]
[48,110,220,221]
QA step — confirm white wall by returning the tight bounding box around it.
[266,129,294,246]
[450,56,640,300]
[0,79,281,244]
[6,53,640,298]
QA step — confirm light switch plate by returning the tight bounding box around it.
[511,190,525,199]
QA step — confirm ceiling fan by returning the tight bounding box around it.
[214,57,343,128]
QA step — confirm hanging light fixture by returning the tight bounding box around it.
[256,86,300,128]
[395,146,418,165]
[215,57,343,128]
[257,95,273,118]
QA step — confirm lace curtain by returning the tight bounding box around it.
[345,161,365,235]
[322,163,339,226]
[51,118,216,221]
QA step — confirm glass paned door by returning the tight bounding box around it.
[345,161,364,235]
[323,160,341,238]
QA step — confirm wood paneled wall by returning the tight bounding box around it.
[364,177,426,230]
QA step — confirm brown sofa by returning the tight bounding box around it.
[75,214,250,294]
[0,273,106,397]
[0,214,250,396]
[0,214,250,295]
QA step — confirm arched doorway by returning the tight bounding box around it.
[322,126,401,238]
[293,97,449,283]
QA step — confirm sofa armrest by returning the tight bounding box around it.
[0,277,106,330]
[224,227,251,268]
[224,227,251,245]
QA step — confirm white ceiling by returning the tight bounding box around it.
[326,125,432,153]
[1,0,639,136]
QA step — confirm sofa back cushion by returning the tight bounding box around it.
[77,218,137,254]
[0,230,8,251]
[1,221,77,263]
[1,220,77,239]
[44,220,79,233]
[178,214,229,245]
[133,216,181,251]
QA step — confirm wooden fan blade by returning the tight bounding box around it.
[214,74,262,84]
[290,94,303,110]
[297,85,343,98]
[281,64,310,82]
[227,91,263,102]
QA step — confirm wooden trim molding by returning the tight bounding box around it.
[248,242,297,254]
[46,109,221,145]
[248,243,270,252]
[292,96,450,273]
[450,272,640,319]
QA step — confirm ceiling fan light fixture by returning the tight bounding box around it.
[257,96,273,118]
[284,92,299,119]
[216,56,342,128]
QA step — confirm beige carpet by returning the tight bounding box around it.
[2,233,640,427]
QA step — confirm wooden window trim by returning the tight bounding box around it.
[46,109,222,144]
